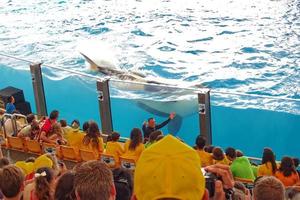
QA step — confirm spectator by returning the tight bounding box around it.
[225,147,237,164]
[253,176,285,200]
[50,123,67,145]
[55,171,76,200]
[230,155,256,181]
[212,147,230,165]
[258,148,277,176]
[60,119,71,138]
[275,157,299,187]
[204,145,215,153]
[82,121,89,134]
[292,158,300,177]
[105,132,124,167]
[113,168,133,200]
[123,128,145,161]
[285,186,300,200]
[0,165,24,200]
[236,150,244,157]
[195,135,213,167]
[0,157,9,169]
[39,110,59,143]
[74,160,116,200]
[133,135,236,200]
[17,120,40,140]
[23,167,55,200]
[80,121,104,158]
[144,130,162,148]
[70,119,80,129]
[142,112,175,141]
[5,96,16,114]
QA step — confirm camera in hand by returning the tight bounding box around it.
[204,171,218,197]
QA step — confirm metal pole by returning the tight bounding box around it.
[96,79,113,135]
[198,89,212,145]
[30,63,47,117]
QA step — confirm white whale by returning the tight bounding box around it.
[78,41,200,134]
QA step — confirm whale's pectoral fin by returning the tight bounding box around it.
[168,115,182,136]
[136,102,170,117]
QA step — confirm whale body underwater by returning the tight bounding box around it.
[79,47,200,135]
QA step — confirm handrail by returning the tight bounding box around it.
[1,52,300,103]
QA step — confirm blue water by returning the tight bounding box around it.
[0,0,300,158]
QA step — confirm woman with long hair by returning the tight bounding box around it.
[123,128,145,161]
[276,157,300,187]
[257,148,277,176]
[80,121,104,158]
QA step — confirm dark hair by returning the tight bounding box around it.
[262,148,277,174]
[149,130,162,143]
[113,168,133,200]
[293,158,299,168]
[71,119,80,128]
[8,96,14,103]
[82,121,89,133]
[60,119,67,127]
[111,132,120,142]
[35,167,54,200]
[49,110,59,120]
[204,145,214,153]
[212,147,224,161]
[26,114,35,124]
[55,172,76,200]
[279,157,297,177]
[0,157,10,168]
[147,118,154,123]
[225,147,236,160]
[195,135,206,149]
[129,128,142,151]
[83,121,100,149]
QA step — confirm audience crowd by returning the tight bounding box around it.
[0,109,300,200]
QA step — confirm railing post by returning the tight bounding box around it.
[30,63,47,117]
[198,89,212,145]
[96,79,113,135]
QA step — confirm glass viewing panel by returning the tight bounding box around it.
[0,55,37,115]
[210,91,300,158]
[109,79,200,145]
[41,65,100,127]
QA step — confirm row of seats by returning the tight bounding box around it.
[1,136,136,170]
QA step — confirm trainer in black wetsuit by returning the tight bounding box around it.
[142,112,176,140]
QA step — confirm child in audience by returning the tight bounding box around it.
[23,167,55,200]
[258,148,277,176]
[105,132,124,167]
[212,147,230,165]
[275,157,300,187]
[195,135,213,167]
[82,121,89,134]
[50,123,67,145]
[123,128,145,162]
[80,121,104,158]
[39,110,59,143]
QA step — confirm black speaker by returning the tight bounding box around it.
[0,86,25,109]
[15,101,32,115]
